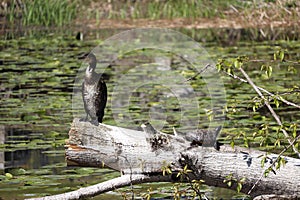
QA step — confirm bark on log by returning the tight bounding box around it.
[36,118,299,199]
[65,119,300,198]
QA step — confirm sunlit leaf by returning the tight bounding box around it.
[237,182,242,193]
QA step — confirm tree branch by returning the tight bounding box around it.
[239,67,300,158]
[28,119,300,200]
[26,174,171,200]
[185,63,211,82]
[247,134,300,195]
[222,70,300,109]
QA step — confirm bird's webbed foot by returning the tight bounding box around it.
[90,119,99,126]
[79,114,88,122]
[79,117,87,122]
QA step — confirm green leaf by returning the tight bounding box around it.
[274,98,279,108]
[227,67,232,74]
[230,140,235,148]
[184,165,188,171]
[227,181,232,187]
[279,157,286,167]
[234,60,242,69]
[240,177,246,182]
[261,156,266,168]
[5,173,13,179]
[274,139,281,147]
[290,124,297,138]
[167,168,172,174]
[264,168,270,177]
[237,182,242,193]
[244,137,249,148]
[266,66,272,78]
[279,50,285,62]
[276,159,281,170]
[288,66,297,74]
[252,105,256,112]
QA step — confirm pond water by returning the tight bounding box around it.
[0,28,299,199]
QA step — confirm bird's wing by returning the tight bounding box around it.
[95,78,107,119]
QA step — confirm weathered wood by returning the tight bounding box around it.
[64,118,300,198]
[66,118,191,174]
[26,174,172,200]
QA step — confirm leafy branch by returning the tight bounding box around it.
[248,134,300,195]
[223,173,247,193]
[217,53,300,195]
[238,66,300,158]
[217,54,300,158]
[176,165,205,199]
[217,58,300,109]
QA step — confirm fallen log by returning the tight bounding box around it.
[29,118,300,199]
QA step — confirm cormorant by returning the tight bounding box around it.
[81,53,107,126]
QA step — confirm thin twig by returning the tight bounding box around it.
[247,134,300,195]
[278,90,300,96]
[222,70,300,109]
[249,59,300,64]
[185,64,211,82]
[239,67,300,158]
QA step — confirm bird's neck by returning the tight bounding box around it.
[85,64,98,84]
[86,62,96,73]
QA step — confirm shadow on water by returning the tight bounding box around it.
[1,127,63,171]
[0,125,64,171]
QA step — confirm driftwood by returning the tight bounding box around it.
[28,118,300,200]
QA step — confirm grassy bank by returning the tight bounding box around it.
[2,0,299,28]
[4,0,77,27]
[80,0,299,21]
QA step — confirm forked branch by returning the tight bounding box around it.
[238,67,300,158]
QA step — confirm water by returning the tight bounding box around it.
[0,28,299,199]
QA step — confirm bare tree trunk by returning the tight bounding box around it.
[28,119,300,200]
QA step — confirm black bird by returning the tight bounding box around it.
[81,53,107,126]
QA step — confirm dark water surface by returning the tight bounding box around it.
[0,28,299,199]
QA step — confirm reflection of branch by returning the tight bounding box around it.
[239,67,300,158]
[222,70,300,109]
[248,134,300,195]
[185,64,211,82]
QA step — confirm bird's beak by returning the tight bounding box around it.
[78,53,89,61]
